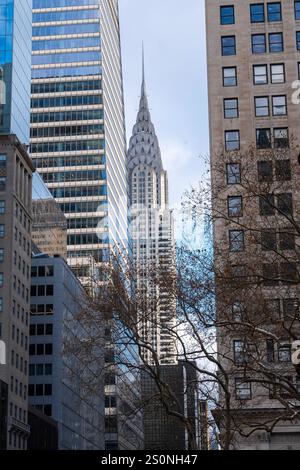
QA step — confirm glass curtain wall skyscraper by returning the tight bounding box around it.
[0,0,32,143]
[30,0,128,281]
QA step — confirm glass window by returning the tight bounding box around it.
[259,194,275,216]
[278,344,291,362]
[225,130,240,151]
[275,160,291,181]
[226,163,241,184]
[295,1,300,20]
[252,34,266,53]
[272,95,287,115]
[267,3,282,22]
[221,36,236,56]
[0,201,5,214]
[250,4,265,23]
[256,128,272,149]
[297,32,300,50]
[274,128,289,148]
[255,96,269,116]
[279,231,295,251]
[220,5,235,25]
[0,155,6,168]
[263,263,279,286]
[0,225,5,238]
[235,379,252,400]
[270,63,285,83]
[269,33,284,52]
[258,161,273,182]
[261,230,277,251]
[228,196,243,217]
[233,340,247,363]
[277,193,293,215]
[223,67,237,86]
[229,230,245,252]
[253,64,268,84]
[224,98,239,118]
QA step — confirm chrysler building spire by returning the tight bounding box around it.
[127,51,163,173]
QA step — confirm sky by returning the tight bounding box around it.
[119,0,209,213]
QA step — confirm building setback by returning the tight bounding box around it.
[206,0,300,449]
[29,255,105,450]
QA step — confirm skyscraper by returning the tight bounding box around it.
[127,58,177,365]
[206,0,300,449]
[0,0,32,144]
[30,0,128,281]
[0,0,33,450]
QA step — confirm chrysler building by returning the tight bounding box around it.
[127,57,177,365]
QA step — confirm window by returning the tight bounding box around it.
[257,161,273,182]
[278,343,291,362]
[283,299,299,320]
[267,3,282,22]
[255,97,269,117]
[250,4,265,23]
[253,64,268,84]
[259,194,275,216]
[232,302,244,321]
[270,64,285,83]
[295,1,300,20]
[277,193,293,215]
[225,130,240,151]
[281,262,298,284]
[272,95,287,116]
[279,231,295,251]
[261,230,277,251]
[0,225,5,238]
[228,196,243,217]
[229,230,245,252]
[252,34,266,53]
[233,340,247,364]
[221,36,236,56]
[0,178,6,191]
[223,67,237,86]
[269,33,284,52]
[226,163,241,184]
[297,31,300,50]
[220,5,235,25]
[0,249,4,263]
[274,128,289,148]
[265,299,281,321]
[263,263,279,285]
[0,155,6,168]
[0,201,5,214]
[224,98,239,118]
[256,128,271,149]
[266,339,275,362]
[275,160,291,181]
[235,379,252,400]
[0,273,3,288]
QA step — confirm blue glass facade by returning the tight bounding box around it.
[30,0,128,279]
[0,0,32,143]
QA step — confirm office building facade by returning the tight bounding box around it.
[206,0,300,449]
[30,0,128,281]
[29,255,105,449]
[0,0,32,144]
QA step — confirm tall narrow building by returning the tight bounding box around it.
[206,0,300,449]
[0,0,34,450]
[127,59,177,365]
[30,0,128,281]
